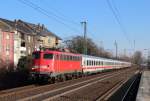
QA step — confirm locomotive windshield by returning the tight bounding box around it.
[32,52,40,59]
[43,53,53,59]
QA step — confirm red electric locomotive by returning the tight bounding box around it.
[31,50,82,80]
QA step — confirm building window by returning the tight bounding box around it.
[21,34,25,40]
[6,55,9,62]
[28,36,30,42]
[6,51,9,55]
[48,37,51,43]
[28,47,31,54]
[6,33,10,39]
[6,45,10,51]
[21,42,25,47]
[0,32,1,52]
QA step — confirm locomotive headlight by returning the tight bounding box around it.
[39,66,47,68]
[33,65,47,68]
[33,66,39,68]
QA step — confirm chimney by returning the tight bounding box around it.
[14,19,18,29]
[42,24,44,30]
[37,23,40,30]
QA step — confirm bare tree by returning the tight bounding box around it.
[64,36,113,58]
[132,51,143,65]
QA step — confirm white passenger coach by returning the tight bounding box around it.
[81,55,131,73]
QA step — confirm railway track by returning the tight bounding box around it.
[108,71,142,101]
[0,69,118,97]
[0,85,36,95]
[0,68,138,101]
[44,69,138,101]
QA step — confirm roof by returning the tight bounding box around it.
[0,18,61,39]
[0,18,15,31]
[18,20,62,39]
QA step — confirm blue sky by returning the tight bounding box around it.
[1,0,150,56]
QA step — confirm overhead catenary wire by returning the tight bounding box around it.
[106,0,132,47]
[28,0,80,27]
[19,0,99,39]
[17,0,81,34]
[35,0,98,39]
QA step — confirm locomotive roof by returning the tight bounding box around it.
[33,50,130,64]
[33,50,81,56]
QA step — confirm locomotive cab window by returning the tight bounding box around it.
[43,53,53,59]
[32,52,40,59]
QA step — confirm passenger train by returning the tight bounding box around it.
[31,50,131,81]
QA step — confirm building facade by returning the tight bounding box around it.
[0,18,61,68]
[0,30,14,68]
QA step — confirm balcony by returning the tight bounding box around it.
[20,47,26,51]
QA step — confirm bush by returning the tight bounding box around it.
[17,56,32,72]
[0,56,33,90]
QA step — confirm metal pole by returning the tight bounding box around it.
[148,50,150,68]
[134,40,135,53]
[114,40,118,59]
[124,48,126,57]
[81,21,87,55]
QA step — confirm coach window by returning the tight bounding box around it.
[84,60,86,66]
[102,62,103,66]
[87,60,88,66]
[88,60,89,66]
